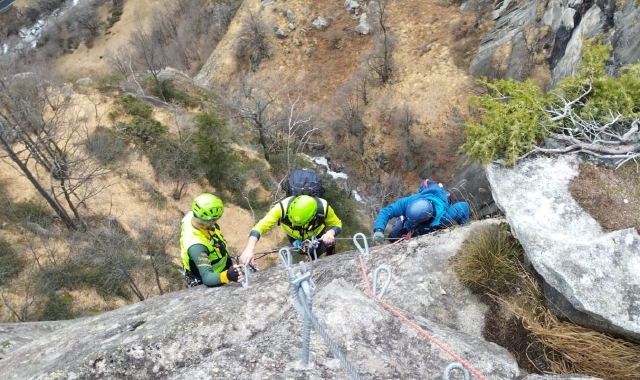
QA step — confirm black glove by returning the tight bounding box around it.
[225,267,241,282]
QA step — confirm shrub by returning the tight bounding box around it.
[85,126,129,164]
[95,74,125,93]
[460,77,551,166]
[13,199,56,227]
[146,135,201,199]
[460,39,640,166]
[38,291,75,321]
[151,79,199,108]
[115,95,154,118]
[556,39,640,123]
[0,238,25,286]
[121,116,166,144]
[141,182,167,209]
[194,111,246,194]
[107,6,123,28]
[35,260,85,293]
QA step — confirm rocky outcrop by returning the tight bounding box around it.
[0,220,526,380]
[447,157,497,219]
[487,155,640,342]
[468,0,640,87]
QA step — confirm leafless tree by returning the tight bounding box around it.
[354,69,370,106]
[384,104,423,170]
[368,0,394,84]
[129,19,167,90]
[135,217,180,295]
[338,89,366,137]
[75,1,102,38]
[366,172,406,219]
[105,46,145,94]
[235,11,270,72]
[283,96,320,171]
[1,264,37,321]
[0,64,111,230]
[223,77,283,161]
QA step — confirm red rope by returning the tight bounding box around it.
[359,239,488,380]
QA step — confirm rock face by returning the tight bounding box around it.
[0,220,525,380]
[447,157,497,219]
[469,0,640,87]
[487,155,640,342]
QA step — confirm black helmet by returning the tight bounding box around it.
[406,198,434,224]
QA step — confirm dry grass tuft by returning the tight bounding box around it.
[507,278,640,379]
[454,222,640,379]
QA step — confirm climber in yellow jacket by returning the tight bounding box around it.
[180,193,244,287]
[238,195,342,266]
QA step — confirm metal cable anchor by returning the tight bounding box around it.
[373,265,392,298]
[443,362,470,380]
[353,232,369,256]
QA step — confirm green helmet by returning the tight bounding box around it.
[191,193,224,221]
[287,195,317,227]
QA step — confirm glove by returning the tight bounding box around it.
[293,240,302,249]
[225,267,241,283]
[373,230,385,243]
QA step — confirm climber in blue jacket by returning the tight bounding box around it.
[372,180,470,243]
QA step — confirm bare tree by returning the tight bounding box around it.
[129,19,167,91]
[283,96,320,171]
[223,77,283,161]
[135,218,180,295]
[0,65,111,230]
[105,46,145,94]
[235,11,270,72]
[75,1,102,39]
[1,265,37,321]
[366,172,406,219]
[368,0,394,84]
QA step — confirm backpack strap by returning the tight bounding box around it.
[277,198,291,227]
[313,196,325,225]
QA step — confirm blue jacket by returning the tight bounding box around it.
[373,187,450,233]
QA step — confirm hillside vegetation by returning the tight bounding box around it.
[1,0,638,349]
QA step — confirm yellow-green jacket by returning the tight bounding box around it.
[180,211,230,286]
[249,196,342,241]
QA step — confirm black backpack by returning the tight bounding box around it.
[285,168,325,197]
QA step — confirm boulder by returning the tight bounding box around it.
[0,220,523,380]
[486,155,640,342]
[447,157,497,219]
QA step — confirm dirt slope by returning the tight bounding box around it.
[198,0,484,183]
[0,0,487,318]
